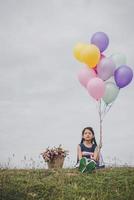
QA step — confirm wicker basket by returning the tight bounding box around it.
[47,156,64,169]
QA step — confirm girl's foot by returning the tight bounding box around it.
[85,159,96,173]
[79,157,87,173]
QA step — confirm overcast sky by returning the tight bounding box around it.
[0,0,134,168]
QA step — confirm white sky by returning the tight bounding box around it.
[0,0,134,168]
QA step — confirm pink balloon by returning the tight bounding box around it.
[97,57,116,81]
[87,77,105,100]
[78,66,96,88]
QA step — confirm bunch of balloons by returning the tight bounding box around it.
[73,32,133,149]
[73,32,133,105]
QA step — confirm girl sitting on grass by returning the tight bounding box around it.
[77,127,103,173]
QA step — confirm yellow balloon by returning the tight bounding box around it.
[73,43,88,62]
[81,44,100,68]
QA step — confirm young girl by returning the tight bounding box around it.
[77,127,101,173]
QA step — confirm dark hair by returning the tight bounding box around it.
[80,127,97,146]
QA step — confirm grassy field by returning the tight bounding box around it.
[0,167,134,200]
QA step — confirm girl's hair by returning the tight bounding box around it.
[80,127,97,146]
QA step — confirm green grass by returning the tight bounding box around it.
[0,167,134,200]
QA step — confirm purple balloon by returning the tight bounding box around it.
[91,32,109,53]
[114,65,133,88]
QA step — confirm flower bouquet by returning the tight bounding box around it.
[41,144,69,169]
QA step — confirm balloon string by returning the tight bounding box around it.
[96,98,114,153]
[98,100,103,150]
[101,101,107,118]
[101,102,114,121]
[98,100,114,150]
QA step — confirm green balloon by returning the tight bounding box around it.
[103,82,119,104]
[111,53,127,68]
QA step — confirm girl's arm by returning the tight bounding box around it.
[92,146,101,161]
[77,144,82,161]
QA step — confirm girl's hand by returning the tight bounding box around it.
[90,153,94,159]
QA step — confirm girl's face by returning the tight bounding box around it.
[82,129,94,141]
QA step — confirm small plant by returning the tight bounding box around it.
[41,144,69,166]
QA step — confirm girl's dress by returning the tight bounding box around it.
[80,142,97,158]
[79,142,99,166]
[76,142,105,172]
